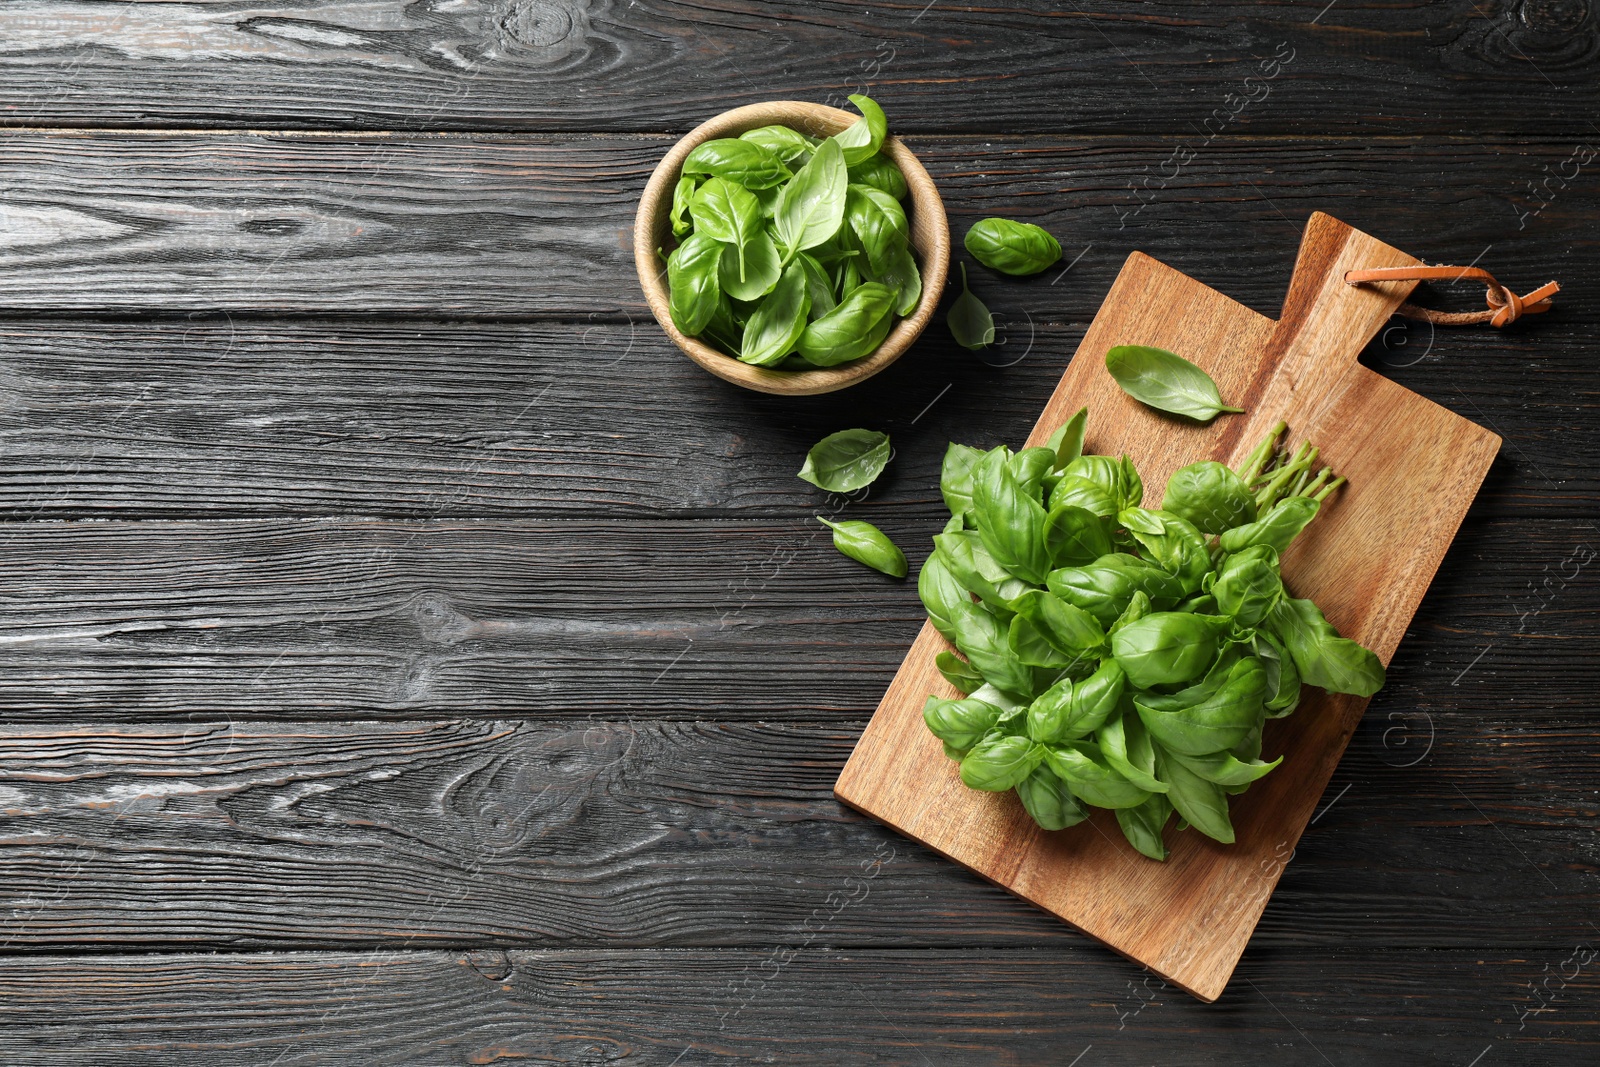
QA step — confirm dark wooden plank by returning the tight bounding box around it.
[0,713,1591,952]
[0,518,1590,718]
[0,947,1589,1064]
[0,133,1593,321]
[1,1,1596,137]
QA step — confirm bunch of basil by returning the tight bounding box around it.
[664,95,921,369]
[919,409,1385,860]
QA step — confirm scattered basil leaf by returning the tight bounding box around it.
[798,428,891,493]
[670,174,701,238]
[964,217,1062,276]
[817,516,907,578]
[1105,345,1244,422]
[947,263,995,350]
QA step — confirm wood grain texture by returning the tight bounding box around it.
[836,213,1505,1001]
[0,133,1592,318]
[0,319,1592,520]
[0,1,1595,136]
[0,717,1591,952]
[0,516,1589,719]
[0,948,1590,1065]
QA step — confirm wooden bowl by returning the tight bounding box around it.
[635,101,951,396]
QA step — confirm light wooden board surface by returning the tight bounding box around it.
[835,211,1503,1002]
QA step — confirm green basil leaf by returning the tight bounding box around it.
[1098,706,1169,794]
[1115,793,1173,860]
[1043,741,1152,809]
[1266,597,1386,697]
[936,651,985,695]
[1162,461,1258,534]
[1048,474,1120,519]
[798,428,890,492]
[1042,503,1113,569]
[797,280,895,366]
[1105,344,1244,422]
[940,443,985,520]
[917,553,969,642]
[832,93,888,166]
[1044,406,1088,469]
[1009,447,1056,503]
[1155,747,1235,843]
[1167,747,1282,787]
[795,252,837,319]
[666,232,725,337]
[1046,554,1188,624]
[1252,630,1302,716]
[1218,496,1320,555]
[739,125,816,166]
[868,241,922,318]
[959,734,1043,792]
[1015,764,1089,830]
[692,178,763,280]
[934,529,1033,613]
[1027,658,1123,742]
[1212,544,1284,628]
[681,137,791,189]
[1109,611,1228,688]
[1119,507,1210,593]
[947,262,994,350]
[775,136,847,257]
[1108,590,1153,635]
[846,183,910,274]
[948,598,1035,698]
[1013,589,1107,662]
[1061,454,1142,513]
[963,217,1062,276]
[670,174,702,238]
[847,152,908,199]
[740,259,811,366]
[923,695,1003,756]
[1133,656,1267,756]
[971,446,1052,586]
[817,517,907,578]
[717,230,782,301]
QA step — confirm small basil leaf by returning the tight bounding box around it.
[797,281,895,366]
[846,183,910,274]
[940,443,985,520]
[1155,747,1236,843]
[740,259,811,366]
[1098,706,1169,794]
[923,695,1002,756]
[947,263,995,350]
[1167,748,1282,787]
[1105,344,1244,422]
[1015,764,1089,830]
[739,125,816,166]
[692,178,763,281]
[948,598,1035,698]
[795,252,837,319]
[1218,496,1320,555]
[971,446,1052,586]
[681,137,791,189]
[917,553,969,643]
[669,174,701,238]
[775,136,847,257]
[831,93,889,166]
[868,241,922,318]
[717,230,782,302]
[1211,544,1284,628]
[817,517,907,578]
[1162,461,1258,534]
[1043,741,1151,809]
[1266,596,1386,697]
[934,529,1033,613]
[665,232,724,337]
[798,428,891,493]
[1133,656,1267,756]
[1044,406,1088,469]
[1115,793,1173,860]
[847,152,909,199]
[1109,611,1228,688]
[963,217,1063,276]
[936,651,985,695]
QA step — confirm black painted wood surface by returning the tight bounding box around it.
[0,1,1596,1062]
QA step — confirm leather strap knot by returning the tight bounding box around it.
[1344,265,1559,328]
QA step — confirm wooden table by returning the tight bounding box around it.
[0,2,1594,1062]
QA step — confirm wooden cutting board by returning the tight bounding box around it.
[834,211,1501,1003]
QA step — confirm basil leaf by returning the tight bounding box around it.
[669,174,701,238]
[1062,454,1142,513]
[1167,747,1282,787]
[1043,741,1151,809]
[936,651,985,695]
[846,183,910,274]
[1218,496,1320,555]
[740,259,811,366]
[692,178,763,281]
[1105,345,1244,422]
[971,446,1052,586]
[964,217,1062,276]
[1156,747,1235,843]
[665,232,724,337]
[1252,630,1301,716]
[847,152,908,199]
[775,136,847,258]
[797,281,895,366]
[798,428,890,493]
[817,516,906,578]
[795,252,837,319]
[940,443,985,520]
[1015,764,1089,830]
[1133,656,1267,756]
[681,137,791,189]
[1047,554,1188,624]
[917,553,969,642]
[923,695,1003,756]
[1026,658,1123,743]
[948,598,1035,698]
[715,232,779,302]
[1098,706,1168,794]
[1162,461,1257,534]
[832,93,888,166]
[1009,447,1056,503]
[933,529,1033,613]
[1115,793,1173,860]
[947,263,994,350]
[868,241,922,318]
[1044,406,1088,469]
[1012,589,1107,663]
[1211,544,1284,628]
[1109,611,1228,688]
[739,125,816,166]
[1266,597,1386,697]
[1119,507,1210,593]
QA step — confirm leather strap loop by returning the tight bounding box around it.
[1344,265,1559,328]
